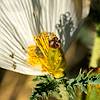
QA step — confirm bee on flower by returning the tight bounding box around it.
[0,0,90,78]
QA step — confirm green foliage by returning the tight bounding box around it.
[30,75,60,100]
[30,70,100,100]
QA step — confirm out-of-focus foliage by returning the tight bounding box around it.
[86,84,100,100]
[96,24,100,37]
[89,24,100,67]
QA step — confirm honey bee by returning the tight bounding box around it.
[49,33,61,49]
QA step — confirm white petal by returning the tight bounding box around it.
[82,0,90,18]
[39,0,76,34]
[0,62,47,76]
[0,41,47,75]
[39,0,90,33]
[0,0,90,75]
[0,0,37,45]
[0,0,45,75]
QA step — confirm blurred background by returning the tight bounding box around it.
[0,0,100,100]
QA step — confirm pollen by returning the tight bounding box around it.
[27,32,65,78]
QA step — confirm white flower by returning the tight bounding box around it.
[0,0,90,78]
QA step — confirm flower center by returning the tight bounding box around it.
[27,32,65,78]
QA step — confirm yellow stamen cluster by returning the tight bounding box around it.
[27,32,65,78]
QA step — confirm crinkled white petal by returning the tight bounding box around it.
[39,0,77,36]
[39,0,90,35]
